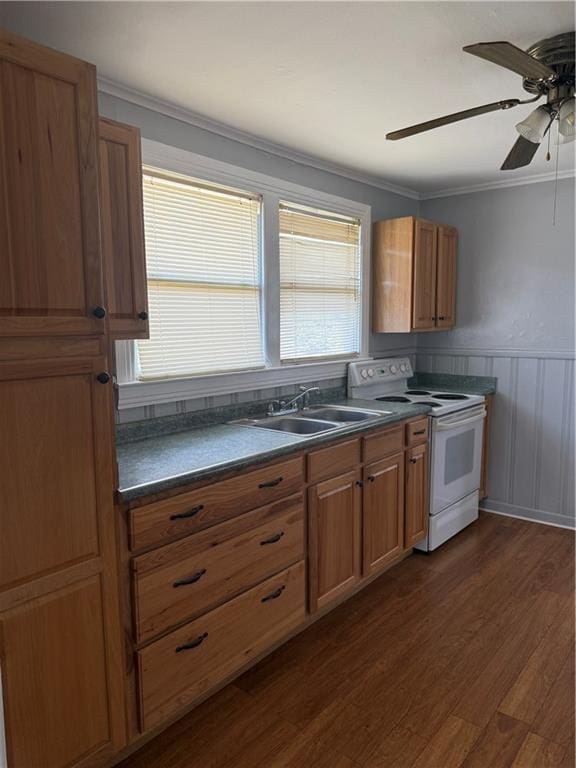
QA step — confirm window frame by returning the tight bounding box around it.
[116,138,371,410]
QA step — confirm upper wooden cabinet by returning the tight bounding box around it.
[372,216,458,333]
[0,30,106,337]
[99,118,149,339]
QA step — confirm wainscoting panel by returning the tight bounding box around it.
[417,350,575,528]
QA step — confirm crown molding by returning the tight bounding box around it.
[98,77,576,203]
[421,169,576,200]
[97,77,420,200]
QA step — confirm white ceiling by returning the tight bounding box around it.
[1,1,574,195]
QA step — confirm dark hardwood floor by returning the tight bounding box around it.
[120,512,575,768]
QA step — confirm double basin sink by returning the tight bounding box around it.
[232,404,390,436]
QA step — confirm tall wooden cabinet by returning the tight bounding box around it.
[373,216,457,333]
[0,29,130,768]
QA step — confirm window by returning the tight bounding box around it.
[279,202,361,361]
[117,140,371,406]
[137,169,263,379]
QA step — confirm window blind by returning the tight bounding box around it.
[137,169,263,379]
[279,202,361,361]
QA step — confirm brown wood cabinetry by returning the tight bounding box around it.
[308,470,362,612]
[405,442,429,547]
[372,216,457,333]
[0,352,126,767]
[99,117,149,339]
[132,496,304,642]
[363,452,405,575]
[0,30,105,337]
[0,29,127,768]
[138,560,306,731]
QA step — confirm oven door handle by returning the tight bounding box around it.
[434,408,486,431]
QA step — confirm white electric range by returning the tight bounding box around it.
[348,358,486,551]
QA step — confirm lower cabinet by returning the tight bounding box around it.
[0,579,114,768]
[308,470,362,612]
[138,561,305,730]
[363,451,405,576]
[405,443,429,547]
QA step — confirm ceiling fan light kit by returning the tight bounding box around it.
[515,105,554,143]
[386,31,575,171]
[558,96,575,137]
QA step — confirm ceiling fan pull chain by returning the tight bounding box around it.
[553,120,560,227]
[546,124,551,161]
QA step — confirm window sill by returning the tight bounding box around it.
[117,357,369,409]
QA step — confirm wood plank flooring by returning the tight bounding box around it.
[119,513,575,768]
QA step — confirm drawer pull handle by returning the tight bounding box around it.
[173,569,207,587]
[413,429,426,435]
[175,633,208,653]
[260,532,284,546]
[170,505,204,521]
[261,586,285,603]
[258,477,283,489]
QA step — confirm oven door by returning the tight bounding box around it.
[430,405,486,516]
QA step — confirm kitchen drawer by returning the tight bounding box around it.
[133,495,304,642]
[307,438,361,484]
[138,560,306,731]
[363,424,403,463]
[129,456,304,550]
[406,418,429,447]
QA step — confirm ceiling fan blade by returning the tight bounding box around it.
[500,135,540,170]
[386,99,520,140]
[463,41,556,81]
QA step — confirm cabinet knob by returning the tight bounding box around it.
[96,372,110,384]
[438,316,446,321]
[356,480,364,488]
[410,458,418,464]
[93,306,106,319]
[367,476,376,483]
[138,311,148,320]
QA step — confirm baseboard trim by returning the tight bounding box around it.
[480,500,575,531]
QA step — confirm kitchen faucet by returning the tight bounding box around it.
[267,386,320,416]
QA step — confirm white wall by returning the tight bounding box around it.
[420,179,575,528]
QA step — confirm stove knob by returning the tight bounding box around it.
[400,363,408,372]
[367,368,374,377]
[390,365,398,374]
[361,368,368,379]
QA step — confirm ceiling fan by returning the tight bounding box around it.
[386,32,575,170]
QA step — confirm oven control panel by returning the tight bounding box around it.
[347,357,413,387]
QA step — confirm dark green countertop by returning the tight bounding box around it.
[116,399,430,502]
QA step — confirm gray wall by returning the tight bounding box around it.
[420,180,575,528]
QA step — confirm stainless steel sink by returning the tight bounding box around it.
[230,404,390,436]
[232,415,339,435]
[300,405,386,422]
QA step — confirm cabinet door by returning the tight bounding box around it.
[405,443,429,547]
[0,354,125,766]
[0,30,105,336]
[308,470,362,612]
[0,579,117,768]
[99,118,149,339]
[412,219,437,330]
[363,452,405,576]
[436,225,457,329]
